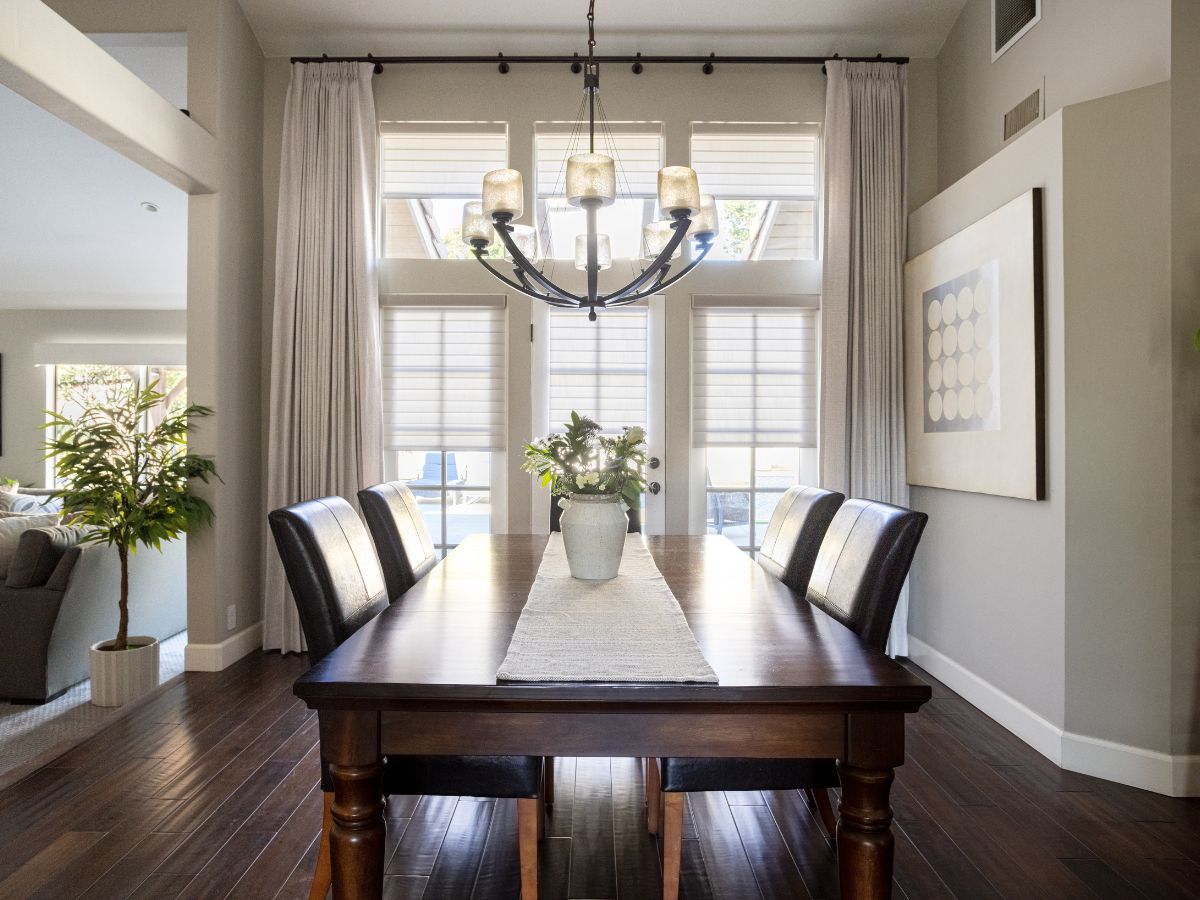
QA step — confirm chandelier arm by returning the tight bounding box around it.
[514,269,583,308]
[605,240,716,306]
[597,214,692,303]
[471,249,578,306]
[492,220,584,303]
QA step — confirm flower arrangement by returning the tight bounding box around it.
[522,411,648,509]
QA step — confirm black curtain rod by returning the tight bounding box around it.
[288,53,909,68]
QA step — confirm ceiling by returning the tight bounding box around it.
[238,0,967,59]
[0,34,188,311]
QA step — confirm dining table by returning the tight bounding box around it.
[293,533,932,899]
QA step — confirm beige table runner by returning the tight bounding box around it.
[496,533,718,683]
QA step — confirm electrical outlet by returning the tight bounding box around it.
[226,604,237,631]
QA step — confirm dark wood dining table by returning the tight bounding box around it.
[293,533,932,899]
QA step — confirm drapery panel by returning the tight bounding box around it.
[820,60,911,656]
[264,62,383,653]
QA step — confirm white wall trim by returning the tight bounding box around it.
[184,622,262,672]
[907,634,1064,764]
[908,635,1200,797]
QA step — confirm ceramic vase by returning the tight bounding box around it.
[558,493,627,580]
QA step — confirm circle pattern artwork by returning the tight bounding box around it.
[921,264,999,434]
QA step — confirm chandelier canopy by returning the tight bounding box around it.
[464,1,717,321]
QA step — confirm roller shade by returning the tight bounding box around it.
[690,123,818,200]
[535,123,662,198]
[692,303,818,447]
[381,303,506,450]
[380,123,508,198]
[548,307,647,433]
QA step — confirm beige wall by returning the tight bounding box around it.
[937,0,1170,188]
[0,309,187,484]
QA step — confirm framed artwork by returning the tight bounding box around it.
[904,188,1045,500]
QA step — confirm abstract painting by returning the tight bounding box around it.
[904,189,1044,500]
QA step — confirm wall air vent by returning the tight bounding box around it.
[992,0,1041,60]
[1003,89,1041,141]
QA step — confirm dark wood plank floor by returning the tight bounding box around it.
[2,650,1199,899]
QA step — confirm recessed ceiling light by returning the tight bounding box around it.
[140,201,159,213]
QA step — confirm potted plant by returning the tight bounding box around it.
[522,412,647,580]
[44,381,217,707]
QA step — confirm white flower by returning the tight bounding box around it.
[577,472,600,487]
[625,426,646,444]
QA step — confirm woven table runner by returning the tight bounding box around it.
[496,533,718,683]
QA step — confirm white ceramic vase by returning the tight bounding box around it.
[89,636,160,707]
[559,493,628,580]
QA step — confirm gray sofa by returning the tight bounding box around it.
[0,525,186,702]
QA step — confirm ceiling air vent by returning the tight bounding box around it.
[993,0,1041,60]
[1003,88,1041,141]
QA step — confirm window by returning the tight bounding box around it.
[548,306,648,433]
[535,124,662,260]
[693,300,817,553]
[380,123,508,259]
[380,298,505,553]
[690,123,818,261]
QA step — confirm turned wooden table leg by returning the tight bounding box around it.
[837,713,904,900]
[322,710,385,900]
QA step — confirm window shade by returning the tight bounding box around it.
[693,305,817,447]
[381,123,508,198]
[690,124,818,200]
[381,305,506,450]
[548,308,647,433]
[535,124,662,198]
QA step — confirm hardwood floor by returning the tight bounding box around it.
[1,650,1198,899]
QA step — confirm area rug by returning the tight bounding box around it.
[0,630,187,783]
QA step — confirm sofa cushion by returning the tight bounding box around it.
[6,524,93,589]
[0,491,62,515]
[0,514,59,580]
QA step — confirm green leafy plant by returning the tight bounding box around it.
[44,381,218,652]
[522,411,648,510]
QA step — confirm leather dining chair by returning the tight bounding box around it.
[357,481,438,602]
[757,485,846,592]
[647,498,928,900]
[268,496,542,900]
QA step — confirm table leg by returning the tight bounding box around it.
[322,710,385,900]
[836,713,904,900]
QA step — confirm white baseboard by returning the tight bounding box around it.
[906,634,1200,797]
[184,621,262,672]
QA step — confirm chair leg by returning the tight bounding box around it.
[645,757,661,835]
[309,792,333,900]
[812,787,838,843]
[517,798,540,900]
[661,792,684,900]
[543,756,555,807]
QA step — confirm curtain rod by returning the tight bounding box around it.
[287,53,910,72]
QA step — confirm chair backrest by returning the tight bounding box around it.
[549,496,641,534]
[806,499,928,652]
[267,496,390,663]
[357,482,438,600]
[757,485,845,592]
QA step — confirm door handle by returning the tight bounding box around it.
[648,481,661,495]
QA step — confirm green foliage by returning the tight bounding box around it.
[43,381,218,651]
[721,199,764,259]
[522,411,648,509]
[1194,328,1200,352]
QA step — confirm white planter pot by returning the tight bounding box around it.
[89,636,160,707]
[559,493,628,580]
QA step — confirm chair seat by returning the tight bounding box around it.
[659,756,839,793]
[321,755,542,799]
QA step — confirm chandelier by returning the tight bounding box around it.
[461,1,717,321]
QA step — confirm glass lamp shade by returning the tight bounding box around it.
[503,224,539,261]
[658,166,701,215]
[642,220,682,260]
[461,201,492,245]
[575,233,612,271]
[482,168,524,218]
[689,194,720,239]
[566,153,617,207]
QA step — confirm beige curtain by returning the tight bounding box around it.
[264,62,383,653]
[820,60,910,656]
